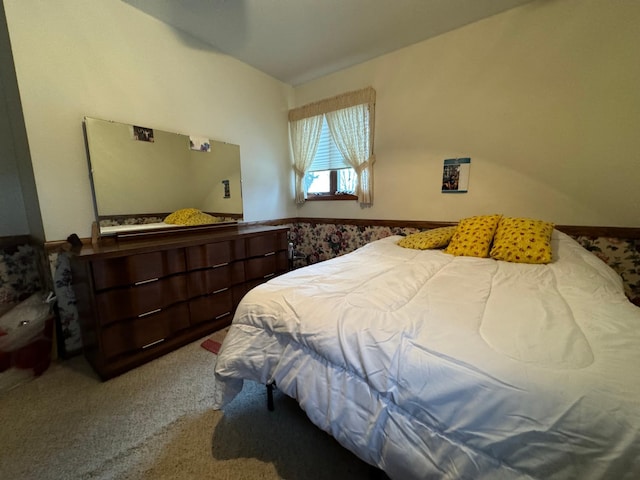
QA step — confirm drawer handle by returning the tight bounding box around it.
[213,287,229,294]
[212,262,228,268]
[135,277,159,286]
[263,273,275,279]
[215,312,231,320]
[264,252,275,257]
[138,308,162,318]
[142,338,165,349]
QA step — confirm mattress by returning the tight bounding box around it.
[212,230,640,479]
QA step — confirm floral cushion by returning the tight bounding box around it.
[444,214,502,258]
[397,226,457,250]
[490,217,554,264]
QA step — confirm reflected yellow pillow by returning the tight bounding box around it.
[165,208,218,226]
[444,214,502,258]
[490,217,554,264]
[165,208,200,225]
[397,226,457,250]
[181,211,218,226]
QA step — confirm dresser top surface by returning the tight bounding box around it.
[74,224,289,260]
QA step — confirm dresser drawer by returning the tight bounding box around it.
[92,250,186,290]
[186,241,235,270]
[95,275,188,325]
[187,263,244,297]
[189,289,233,325]
[245,251,289,281]
[101,303,190,359]
[246,231,288,257]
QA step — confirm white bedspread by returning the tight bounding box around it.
[213,231,640,479]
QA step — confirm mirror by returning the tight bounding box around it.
[83,117,243,236]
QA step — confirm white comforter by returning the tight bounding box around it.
[212,230,640,479]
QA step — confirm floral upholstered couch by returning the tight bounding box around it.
[0,242,43,310]
[0,239,53,392]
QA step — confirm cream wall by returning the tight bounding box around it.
[5,0,640,241]
[4,0,293,241]
[293,0,640,227]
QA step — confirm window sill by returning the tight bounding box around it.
[306,194,358,202]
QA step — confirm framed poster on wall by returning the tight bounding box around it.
[441,157,470,193]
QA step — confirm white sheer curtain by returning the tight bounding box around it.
[288,87,375,205]
[289,115,323,204]
[325,103,375,206]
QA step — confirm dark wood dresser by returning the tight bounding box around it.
[71,225,289,379]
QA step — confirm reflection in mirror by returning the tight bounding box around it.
[83,117,243,236]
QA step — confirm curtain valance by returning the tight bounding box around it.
[288,87,376,122]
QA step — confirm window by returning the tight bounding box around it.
[305,117,357,200]
[289,87,376,205]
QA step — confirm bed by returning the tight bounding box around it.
[212,225,640,479]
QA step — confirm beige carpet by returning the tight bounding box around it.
[0,332,374,479]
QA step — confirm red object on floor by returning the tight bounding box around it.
[201,338,222,355]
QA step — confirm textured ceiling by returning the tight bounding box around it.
[124,0,536,86]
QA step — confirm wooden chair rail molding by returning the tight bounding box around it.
[44,217,640,252]
[259,217,640,240]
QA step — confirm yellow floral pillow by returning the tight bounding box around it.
[165,208,218,226]
[397,226,457,250]
[490,217,555,264]
[444,214,502,258]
